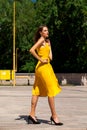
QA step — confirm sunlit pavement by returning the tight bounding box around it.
[0,85,87,130]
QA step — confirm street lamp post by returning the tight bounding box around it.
[13,0,16,86]
[15,48,19,72]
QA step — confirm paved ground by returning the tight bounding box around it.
[0,85,87,130]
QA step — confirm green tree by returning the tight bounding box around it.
[50,0,87,72]
[15,0,37,72]
[0,0,13,69]
[0,0,87,73]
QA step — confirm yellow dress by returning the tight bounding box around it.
[32,43,62,97]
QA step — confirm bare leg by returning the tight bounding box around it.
[48,96,60,122]
[29,95,38,118]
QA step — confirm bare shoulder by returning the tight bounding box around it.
[33,37,45,49]
[38,36,44,43]
[46,39,51,46]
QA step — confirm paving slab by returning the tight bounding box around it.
[0,85,87,130]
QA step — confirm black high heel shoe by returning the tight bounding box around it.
[28,115,40,124]
[50,116,63,126]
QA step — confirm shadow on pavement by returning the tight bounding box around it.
[15,115,50,124]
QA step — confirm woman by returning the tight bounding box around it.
[28,25,63,125]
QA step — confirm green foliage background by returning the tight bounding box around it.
[0,0,87,72]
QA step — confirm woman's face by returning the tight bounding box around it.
[40,27,49,38]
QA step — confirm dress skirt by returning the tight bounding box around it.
[32,61,62,97]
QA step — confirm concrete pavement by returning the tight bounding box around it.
[0,85,87,130]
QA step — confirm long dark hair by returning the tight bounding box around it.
[34,25,48,43]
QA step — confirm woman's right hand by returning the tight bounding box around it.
[41,59,48,64]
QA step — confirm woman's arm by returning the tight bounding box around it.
[48,40,53,60]
[29,37,48,63]
[49,45,53,60]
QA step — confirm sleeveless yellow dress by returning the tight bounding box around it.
[32,43,62,97]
